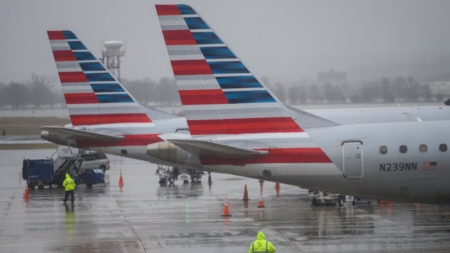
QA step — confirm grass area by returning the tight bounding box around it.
[0,117,70,136]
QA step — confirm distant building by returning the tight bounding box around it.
[318,69,347,85]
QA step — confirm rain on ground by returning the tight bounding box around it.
[1,149,450,253]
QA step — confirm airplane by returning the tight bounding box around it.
[41,30,448,165]
[42,30,189,165]
[149,4,450,203]
[41,30,429,170]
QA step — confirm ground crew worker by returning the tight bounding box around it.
[248,231,276,253]
[63,173,76,204]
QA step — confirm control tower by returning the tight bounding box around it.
[100,41,125,80]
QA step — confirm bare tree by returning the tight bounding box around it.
[288,85,299,104]
[28,73,55,107]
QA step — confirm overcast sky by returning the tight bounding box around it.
[1,0,450,85]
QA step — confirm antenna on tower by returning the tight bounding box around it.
[100,40,126,81]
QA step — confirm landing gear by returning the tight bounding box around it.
[337,195,345,206]
[168,177,175,184]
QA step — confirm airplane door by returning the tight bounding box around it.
[342,141,363,179]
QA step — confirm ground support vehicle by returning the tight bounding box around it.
[309,190,355,206]
[22,159,54,189]
[156,165,204,184]
[22,157,104,189]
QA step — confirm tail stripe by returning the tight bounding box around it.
[48,30,152,126]
[156,5,302,135]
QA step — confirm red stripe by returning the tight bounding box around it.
[162,30,197,45]
[58,72,88,83]
[200,148,332,165]
[47,30,64,40]
[77,134,162,147]
[155,5,181,15]
[179,89,228,105]
[171,60,212,75]
[71,114,151,126]
[64,93,98,104]
[188,117,303,135]
[52,50,76,61]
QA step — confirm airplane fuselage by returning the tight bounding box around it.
[176,120,450,203]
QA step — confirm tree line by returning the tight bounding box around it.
[0,74,446,109]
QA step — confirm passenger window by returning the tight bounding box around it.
[379,146,387,154]
[419,144,427,153]
[439,144,447,152]
[399,145,407,153]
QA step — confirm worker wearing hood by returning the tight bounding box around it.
[248,231,276,253]
[63,173,76,204]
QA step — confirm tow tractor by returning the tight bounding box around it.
[309,190,355,206]
[156,164,204,184]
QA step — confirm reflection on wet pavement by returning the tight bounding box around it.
[0,150,450,252]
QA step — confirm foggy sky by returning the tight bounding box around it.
[1,0,450,85]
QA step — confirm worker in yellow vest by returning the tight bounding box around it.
[248,231,276,253]
[63,173,76,204]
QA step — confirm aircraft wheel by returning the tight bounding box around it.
[168,177,175,184]
[311,197,318,206]
[337,195,345,206]
[192,176,198,183]
[86,183,93,188]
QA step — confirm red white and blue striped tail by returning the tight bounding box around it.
[47,30,152,127]
[156,5,304,136]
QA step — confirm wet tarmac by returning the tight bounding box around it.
[1,149,450,253]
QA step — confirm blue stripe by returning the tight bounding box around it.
[177,4,196,15]
[96,94,133,103]
[68,41,87,50]
[224,90,275,104]
[184,17,209,30]
[62,31,77,40]
[90,83,124,93]
[192,32,223,45]
[73,52,96,61]
[208,61,249,74]
[216,76,263,89]
[85,73,115,82]
[79,62,106,71]
[200,47,235,59]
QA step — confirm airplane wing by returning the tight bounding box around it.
[168,139,268,159]
[41,126,124,141]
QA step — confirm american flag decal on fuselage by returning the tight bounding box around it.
[156,5,335,167]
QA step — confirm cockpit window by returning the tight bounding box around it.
[419,144,427,153]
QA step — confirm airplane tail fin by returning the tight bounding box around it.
[155,5,334,136]
[47,30,175,127]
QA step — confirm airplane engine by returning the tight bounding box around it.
[147,141,190,165]
[41,130,75,147]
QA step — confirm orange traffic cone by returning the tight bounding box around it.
[257,196,265,208]
[274,182,280,189]
[221,197,232,217]
[242,184,249,201]
[118,170,124,186]
[23,185,30,199]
